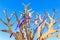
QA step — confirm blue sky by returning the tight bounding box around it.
[0,0,60,40]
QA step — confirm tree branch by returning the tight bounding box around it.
[53,18,60,25]
[9,12,15,20]
[52,9,57,19]
[11,19,16,26]
[1,30,12,33]
[0,18,7,26]
[13,11,19,21]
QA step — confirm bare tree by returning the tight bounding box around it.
[0,3,60,40]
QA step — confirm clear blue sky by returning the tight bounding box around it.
[0,0,60,40]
